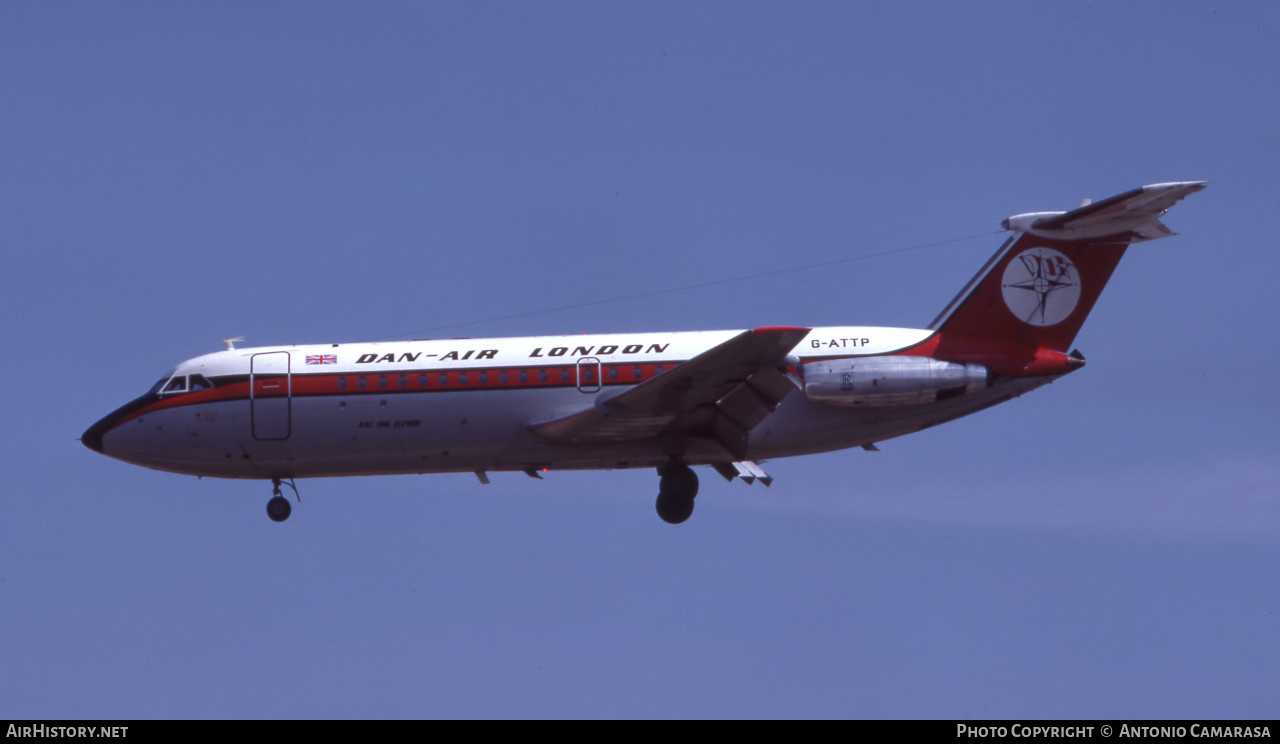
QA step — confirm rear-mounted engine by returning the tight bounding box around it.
[802,357,990,407]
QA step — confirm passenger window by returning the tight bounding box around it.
[438,373,448,387]
[418,374,428,387]
[398,374,407,388]
[358,376,368,390]
[538,369,548,383]
[459,373,469,386]
[378,375,388,389]
[519,370,528,384]
[560,369,569,382]
[338,376,348,391]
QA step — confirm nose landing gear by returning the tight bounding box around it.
[267,478,299,522]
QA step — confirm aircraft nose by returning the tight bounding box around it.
[82,407,126,455]
[82,394,154,458]
[81,420,105,453]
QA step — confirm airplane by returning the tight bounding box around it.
[82,181,1205,524]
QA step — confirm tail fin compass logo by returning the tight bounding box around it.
[1001,247,1081,326]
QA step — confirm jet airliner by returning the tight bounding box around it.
[83,182,1205,523]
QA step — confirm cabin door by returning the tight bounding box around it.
[250,352,292,440]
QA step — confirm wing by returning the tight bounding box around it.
[528,326,810,459]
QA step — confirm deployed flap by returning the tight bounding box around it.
[529,326,809,453]
[1002,181,1207,242]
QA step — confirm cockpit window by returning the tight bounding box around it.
[152,373,216,396]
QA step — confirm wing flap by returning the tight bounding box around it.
[716,366,795,430]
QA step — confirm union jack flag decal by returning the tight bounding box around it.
[305,354,338,365]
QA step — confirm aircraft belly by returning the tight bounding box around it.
[250,387,606,478]
[282,390,513,476]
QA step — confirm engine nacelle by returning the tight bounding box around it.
[802,357,989,407]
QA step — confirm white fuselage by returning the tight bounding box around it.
[85,325,1055,481]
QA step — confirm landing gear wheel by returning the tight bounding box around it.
[266,477,299,523]
[655,463,699,524]
[267,496,292,522]
[656,490,695,524]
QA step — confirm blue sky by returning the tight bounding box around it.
[3,2,1277,718]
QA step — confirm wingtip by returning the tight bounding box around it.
[1144,180,1209,192]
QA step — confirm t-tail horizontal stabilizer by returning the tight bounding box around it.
[1002,181,1207,242]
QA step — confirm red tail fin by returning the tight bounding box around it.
[929,182,1206,353]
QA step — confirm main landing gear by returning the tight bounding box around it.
[267,477,299,523]
[655,463,699,525]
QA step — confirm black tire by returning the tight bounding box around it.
[655,464,699,524]
[267,496,292,522]
[655,489,695,524]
